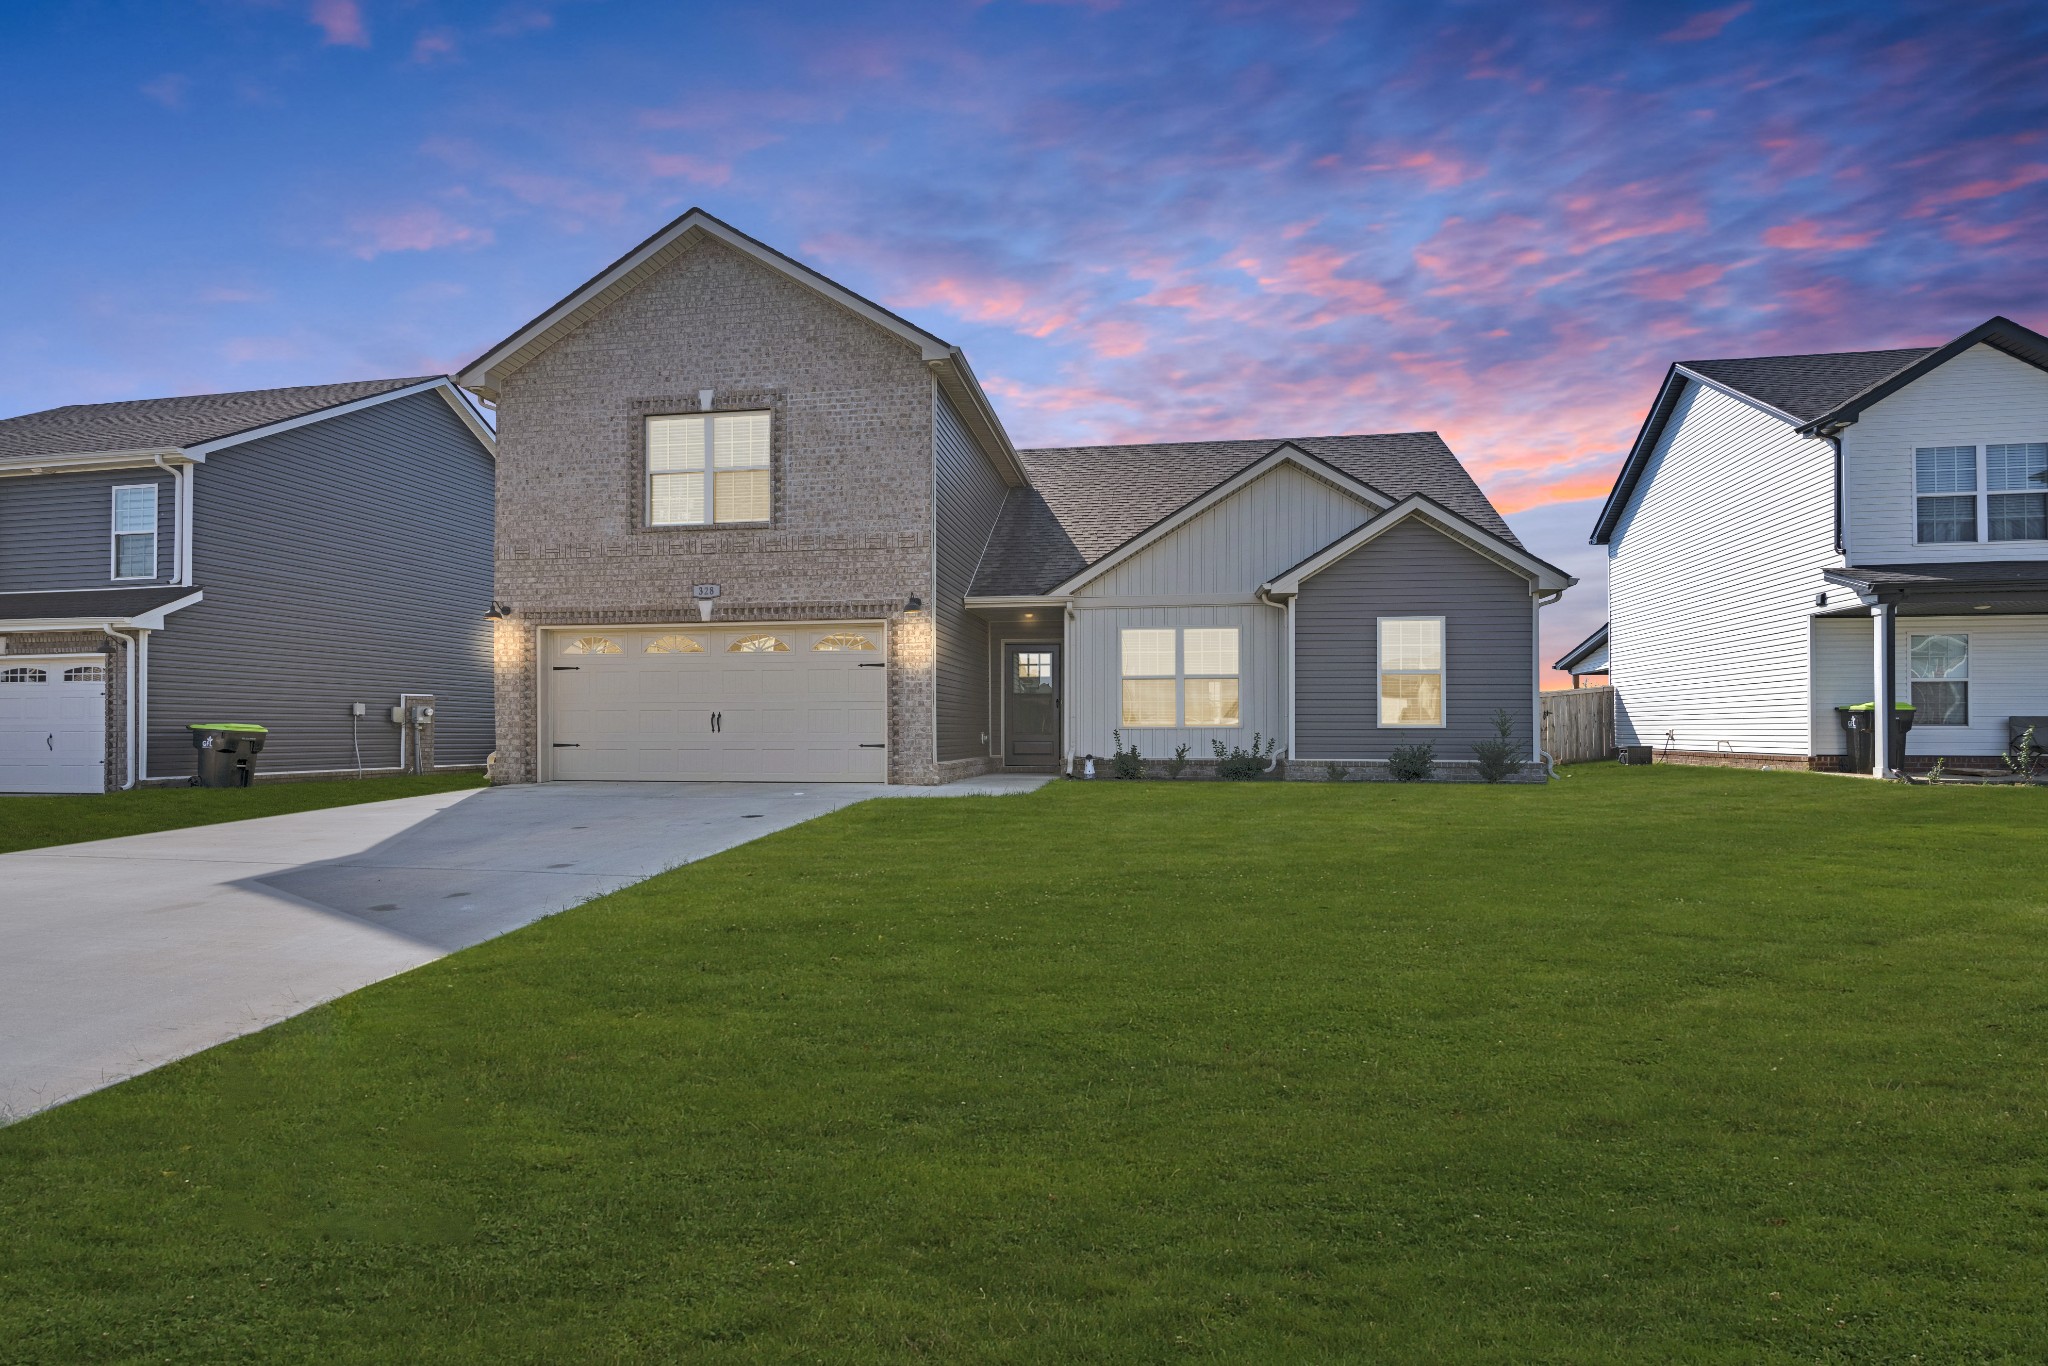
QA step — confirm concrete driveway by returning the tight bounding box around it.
[0,774,1047,1122]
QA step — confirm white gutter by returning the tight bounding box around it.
[101,625,137,790]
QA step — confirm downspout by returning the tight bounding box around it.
[101,625,137,790]
[1533,588,1565,778]
[1254,587,1292,762]
[1822,428,1846,556]
[1062,601,1076,777]
[149,452,180,583]
[135,628,151,783]
[179,462,196,585]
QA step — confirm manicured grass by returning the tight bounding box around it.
[4,765,2046,1362]
[0,772,488,855]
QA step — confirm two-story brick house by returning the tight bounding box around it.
[1593,316,2048,774]
[460,210,1573,786]
[0,379,496,792]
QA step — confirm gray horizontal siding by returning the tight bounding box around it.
[1295,519,1535,760]
[0,467,178,590]
[934,388,1009,761]
[145,392,494,778]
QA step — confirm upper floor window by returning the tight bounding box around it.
[1915,444,2047,544]
[647,412,770,527]
[1118,627,1240,727]
[1379,618,1445,727]
[111,484,158,580]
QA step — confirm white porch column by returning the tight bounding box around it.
[1872,602,1897,777]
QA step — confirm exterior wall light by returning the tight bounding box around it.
[904,595,924,615]
[485,601,510,620]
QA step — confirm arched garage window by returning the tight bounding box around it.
[728,634,788,653]
[812,633,876,651]
[1,667,49,683]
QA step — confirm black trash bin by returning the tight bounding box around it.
[189,723,269,787]
[1835,703,1915,774]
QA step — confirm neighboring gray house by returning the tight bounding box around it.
[1592,316,2048,774]
[0,378,496,792]
[460,209,1573,784]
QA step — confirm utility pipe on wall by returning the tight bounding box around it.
[100,624,137,790]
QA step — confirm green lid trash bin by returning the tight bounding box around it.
[1835,703,1915,774]
[189,723,269,788]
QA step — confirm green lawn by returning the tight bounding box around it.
[0,772,487,856]
[4,765,2045,1363]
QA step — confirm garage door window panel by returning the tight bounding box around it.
[645,634,704,654]
[729,634,789,653]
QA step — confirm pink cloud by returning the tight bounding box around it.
[342,208,492,260]
[1625,261,1731,301]
[644,152,733,186]
[1942,220,2024,247]
[1909,163,2048,216]
[411,29,458,64]
[307,0,369,48]
[1241,246,1418,328]
[1660,3,1750,43]
[1562,188,1707,252]
[1760,219,1877,251]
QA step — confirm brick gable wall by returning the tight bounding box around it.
[489,233,942,783]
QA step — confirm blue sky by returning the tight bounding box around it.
[5,0,2045,672]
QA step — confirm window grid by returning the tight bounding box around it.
[111,484,158,581]
[1916,443,2048,544]
[1378,617,1446,728]
[1909,633,1969,727]
[1118,627,1240,728]
[648,412,770,527]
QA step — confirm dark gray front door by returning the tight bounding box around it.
[1004,644,1060,768]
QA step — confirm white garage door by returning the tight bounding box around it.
[0,658,108,794]
[545,624,888,782]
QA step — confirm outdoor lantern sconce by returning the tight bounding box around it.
[904,595,924,615]
[484,601,510,620]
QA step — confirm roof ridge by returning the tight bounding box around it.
[1683,344,1933,367]
[1019,430,1442,454]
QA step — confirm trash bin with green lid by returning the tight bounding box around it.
[188,723,269,787]
[1835,703,1915,774]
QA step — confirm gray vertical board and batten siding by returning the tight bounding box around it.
[0,468,178,590]
[144,392,495,777]
[933,390,1009,761]
[1294,519,1535,760]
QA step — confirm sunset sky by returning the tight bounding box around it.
[5,0,2045,675]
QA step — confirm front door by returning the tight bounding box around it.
[1003,644,1060,768]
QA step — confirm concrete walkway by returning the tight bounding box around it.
[0,774,1049,1122]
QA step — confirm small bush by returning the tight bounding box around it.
[1323,761,1347,782]
[1166,743,1192,780]
[1388,743,1436,782]
[1210,733,1278,781]
[2002,725,2041,778]
[1471,709,1525,783]
[1109,730,1145,780]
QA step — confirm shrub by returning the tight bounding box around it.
[1109,730,1145,780]
[2002,726,2041,779]
[1166,743,1192,780]
[1323,761,1347,782]
[1210,733,1277,781]
[1471,709,1525,783]
[1388,743,1435,782]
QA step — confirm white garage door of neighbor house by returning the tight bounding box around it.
[0,657,108,794]
[545,625,888,782]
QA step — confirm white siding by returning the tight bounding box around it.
[1080,463,1373,598]
[1067,603,1286,759]
[1608,381,1843,755]
[1843,344,2048,564]
[1810,612,2048,757]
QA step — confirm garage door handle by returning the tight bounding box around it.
[552,743,580,748]
[47,734,55,750]
[859,743,886,748]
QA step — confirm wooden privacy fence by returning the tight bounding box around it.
[1541,686,1614,764]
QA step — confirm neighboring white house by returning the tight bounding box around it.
[1590,316,2048,775]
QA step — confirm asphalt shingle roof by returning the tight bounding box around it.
[0,586,198,624]
[1682,348,1934,424]
[0,378,437,462]
[972,432,1516,596]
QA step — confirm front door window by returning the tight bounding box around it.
[1005,646,1059,766]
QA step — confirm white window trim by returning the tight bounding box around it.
[1117,627,1241,728]
[110,483,159,582]
[1913,443,2048,546]
[1908,631,1970,727]
[1378,616,1447,729]
[646,411,772,528]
